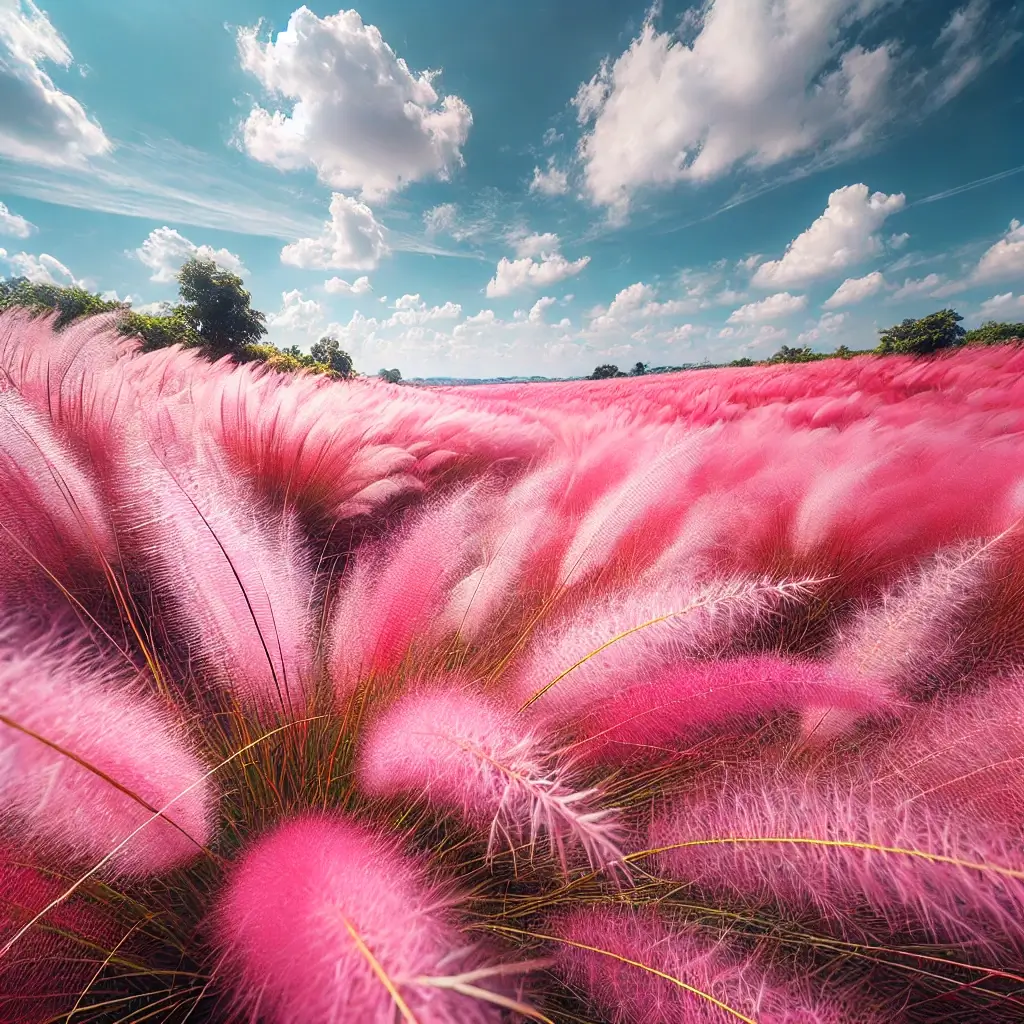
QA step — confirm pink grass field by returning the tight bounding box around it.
[3,308,1024,1021]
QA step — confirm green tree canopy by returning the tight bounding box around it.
[766,344,820,364]
[378,367,402,384]
[119,307,199,352]
[729,357,755,367]
[590,364,624,379]
[964,320,1024,346]
[876,308,966,356]
[0,277,122,330]
[176,257,267,359]
[629,361,647,376]
[310,335,355,379]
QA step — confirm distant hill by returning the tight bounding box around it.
[404,366,698,386]
[405,375,573,386]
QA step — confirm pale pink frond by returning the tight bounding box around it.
[357,686,623,872]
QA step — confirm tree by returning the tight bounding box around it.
[310,335,355,378]
[729,357,755,367]
[0,277,122,330]
[834,344,852,359]
[589,364,624,379]
[378,368,402,384]
[176,257,267,359]
[876,308,966,356]
[964,320,1024,346]
[629,361,648,376]
[119,308,199,352]
[767,344,819,364]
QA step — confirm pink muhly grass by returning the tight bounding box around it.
[875,667,1024,834]
[0,389,116,595]
[0,852,115,1024]
[0,311,134,444]
[357,686,622,871]
[788,419,1018,572]
[121,441,316,710]
[547,906,885,1023]
[828,538,1000,698]
[567,655,894,764]
[0,617,215,875]
[507,575,819,723]
[558,430,709,586]
[439,461,574,642]
[213,814,519,1024]
[201,365,427,520]
[201,361,549,522]
[328,484,491,693]
[648,767,1024,956]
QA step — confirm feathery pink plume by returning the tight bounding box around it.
[548,906,888,1023]
[0,618,214,875]
[201,361,549,522]
[329,485,490,693]
[569,655,894,764]
[827,538,1000,698]
[650,767,1024,955]
[508,575,817,724]
[0,310,134,443]
[558,431,709,586]
[439,461,573,641]
[875,667,1024,833]
[0,390,116,594]
[214,815,513,1024]
[120,439,315,710]
[357,686,622,870]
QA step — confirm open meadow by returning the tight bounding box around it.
[3,311,1024,1021]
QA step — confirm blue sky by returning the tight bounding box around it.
[0,0,1023,377]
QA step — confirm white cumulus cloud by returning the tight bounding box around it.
[728,292,807,323]
[268,288,324,335]
[529,160,569,196]
[798,311,848,345]
[823,270,888,309]
[0,0,110,166]
[0,200,33,237]
[135,226,247,284]
[237,7,472,201]
[972,218,1024,284]
[2,248,77,285]
[753,185,905,289]
[571,0,1011,217]
[424,203,459,236]
[486,249,590,298]
[528,296,557,322]
[978,292,1024,318]
[587,281,702,332]
[281,193,389,271]
[890,273,949,301]
[513,232,561,259]
[325,275,372,296]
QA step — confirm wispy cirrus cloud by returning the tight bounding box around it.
[0,136,482,261]
[0,139,322,239]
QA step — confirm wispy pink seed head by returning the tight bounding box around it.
[0,616,215,875]
[358,684,622,870]
[214,814,508,1024]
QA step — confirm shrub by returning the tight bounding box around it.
[965,319,1024,345]
[876,308,966,355]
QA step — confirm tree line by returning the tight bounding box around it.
[588,309,1024,378]
[2,269,1020,384]
[0,256,405,381]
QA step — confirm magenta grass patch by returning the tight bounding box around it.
[2,310,1024,1021]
